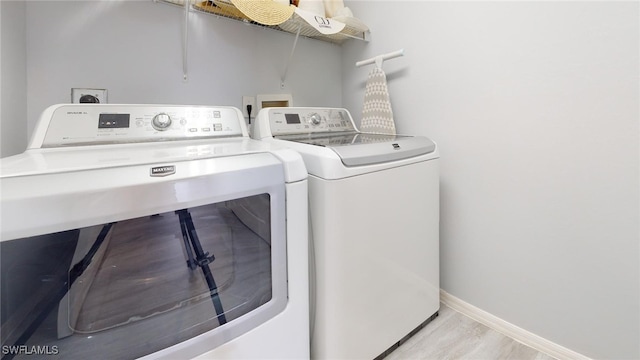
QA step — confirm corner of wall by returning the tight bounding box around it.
[1,0,28,158]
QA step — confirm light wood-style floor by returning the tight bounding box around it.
[384,304,557,360]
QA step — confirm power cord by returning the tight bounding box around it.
[246,104,253,124]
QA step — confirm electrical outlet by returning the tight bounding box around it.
[71,88,108,104]
[242,96,256,118]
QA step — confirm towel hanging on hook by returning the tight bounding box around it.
[361,67,395,134]
[358,49,404,134]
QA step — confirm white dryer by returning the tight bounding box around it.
[252,107,440,360]
[0,104,309,359]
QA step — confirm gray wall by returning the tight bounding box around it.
[17,0,342,149]
[343,2,639,359]
[2,1,639,359]
[1,1,28,157]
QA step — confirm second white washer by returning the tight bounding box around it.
[253,107,440,359]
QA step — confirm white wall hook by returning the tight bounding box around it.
[356,48,405,69]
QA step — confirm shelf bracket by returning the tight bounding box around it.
[280,22,302,89]
[182,0,190,81]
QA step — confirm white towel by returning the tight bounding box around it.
[361,66,396,135]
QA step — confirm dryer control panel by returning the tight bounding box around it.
[253,107,356,138]
[32,104,246,148]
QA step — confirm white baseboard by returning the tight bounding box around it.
[440,290,591,360]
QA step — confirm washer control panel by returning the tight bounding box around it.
[38,104,245,148]
[256,107,356,137]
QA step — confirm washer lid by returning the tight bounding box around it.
[277,132,436,166]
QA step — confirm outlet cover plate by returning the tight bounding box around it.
[71,88,108,103]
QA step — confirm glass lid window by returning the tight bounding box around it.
[1,194,279,359]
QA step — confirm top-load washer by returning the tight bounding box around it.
[252,107,440,359]
[0,104,309,360]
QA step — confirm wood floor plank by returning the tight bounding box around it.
[384,304,556,360]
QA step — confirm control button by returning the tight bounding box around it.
[151,113,172,131]
[189,128,198,132]
[308,113,322,126]
[202,128,211,132]
[213,111,221,118]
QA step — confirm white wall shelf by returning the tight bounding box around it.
[155,0,370,83]
[192,0,370,44]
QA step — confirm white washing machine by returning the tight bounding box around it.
[0,104,309,360]
[252,107,440,360]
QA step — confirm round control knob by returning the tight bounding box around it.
[152,113,172,131]
[308,113,322,126]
